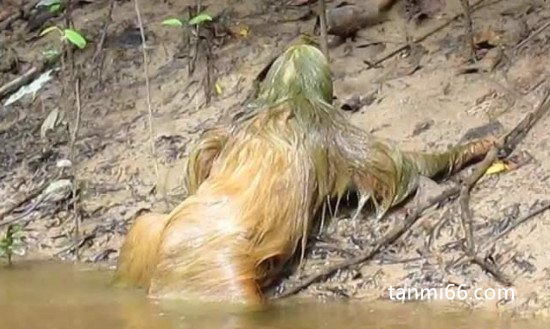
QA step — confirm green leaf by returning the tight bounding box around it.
[161,18,185,27]
[39,26,61,37]
[188,13,213,26]
[49,3,61,12]
[63,29,87,49]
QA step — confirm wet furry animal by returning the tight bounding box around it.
[114,41,494,305]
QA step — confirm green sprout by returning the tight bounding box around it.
[0,224,26,266]
[39,25,87,50]
[161,12,213,28]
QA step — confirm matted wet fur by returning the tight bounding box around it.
[114,41,494,305]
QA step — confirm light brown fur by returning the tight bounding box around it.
[114,43,495,305]
[116,105,342,304]
[114,213,169,289]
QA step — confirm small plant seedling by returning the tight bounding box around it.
[161,11,215,100]
[0,224,26,266]
[161,12,213,28]
[40,26,87,50]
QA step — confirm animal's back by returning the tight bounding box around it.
[148,107,322,303]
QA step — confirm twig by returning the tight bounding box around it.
[92,0,116,63]
[0,182,50,223]
[92,0,116,86]
[370,0,488,68]
[70,77,82,260]
[317,0,329,60]
[459,0,476,62]
[204,34,213,105]
[133,0,160,185]
[189,1,202,76]
[55,232,96,257]
[64,0,75,79]
[500,87,550,158]
[0,53,62,103]
[69,78,82,176]
[453,86,550,284]
[458,147,499,253]
[0,194,47,228]
[0,66,39,100]
[60,0,81,261]
[514,19,550,52]
[426,208,452,250]
[275,186,460,298]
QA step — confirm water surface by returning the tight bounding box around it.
[0,261,547,329]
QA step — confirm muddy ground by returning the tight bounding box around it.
[1,0,549,319]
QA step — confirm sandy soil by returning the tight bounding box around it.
[0,0,549,318]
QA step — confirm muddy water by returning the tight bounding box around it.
[0,261,547,329]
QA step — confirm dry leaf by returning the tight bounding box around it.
[485,160,509,175]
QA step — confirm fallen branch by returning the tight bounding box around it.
[457,146,500,253]
[454,86,549,284]
[514,19,550,52]
[457,146,512,285]
[370,0,489,68]
[275,186,460,298]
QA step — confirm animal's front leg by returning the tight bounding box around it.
[344,137,422,222]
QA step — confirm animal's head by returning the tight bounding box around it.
[256,40,333,106]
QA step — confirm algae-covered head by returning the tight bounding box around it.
[255,40,333,106]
